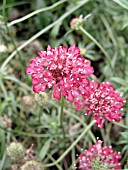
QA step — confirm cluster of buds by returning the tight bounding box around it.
[7,142,43,170]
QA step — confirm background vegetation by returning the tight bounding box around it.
[0,0,128,169]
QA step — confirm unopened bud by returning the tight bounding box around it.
[20,160,43,170]
[35,92,48,106]
[80,48,86,56]
[1,115,12,129]
[21,95,35,111]
[70,16,83,30]
[24,144,36,160]
[0,44,7,53]
[7,142,25,163]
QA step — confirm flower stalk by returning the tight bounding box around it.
[44,120,95,167]
[79,26,115,76]
[60,95,66,139]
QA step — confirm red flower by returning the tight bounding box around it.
[74,81,124,128]
[78,140,122,170]
[26,45,94,101]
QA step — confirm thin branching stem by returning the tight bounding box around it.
[79,26,115,76]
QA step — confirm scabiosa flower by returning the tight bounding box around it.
[78,140,122,170]
[26,45,94,101]
[74,81,124,128]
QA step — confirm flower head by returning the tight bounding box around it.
[26,45,94,101]
[74,81,124,128]
[78,140,121,170]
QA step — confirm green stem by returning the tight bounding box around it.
[44,120,95,167]
[65,109,96,143]
[0,81,7,99]
[48,100,96,142]
[4,75,32,91]
[47,154,63,170]
[8,0,67,27]
[0,1,31,10]
[79,26,115,75]
[2,0,7,21]
[113,122,128,129]
[60,96,66,139]
[2,0,21,59]
[1,0,90,70]
[0,126,51,137]
[0,109,11,170]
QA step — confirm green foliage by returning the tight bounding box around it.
[0,0,128,169]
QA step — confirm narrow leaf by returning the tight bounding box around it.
[39,138,52,160]
[110,77,128,87]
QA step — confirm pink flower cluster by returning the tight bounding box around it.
[78,140,121,170]
[26,45,94,101]
[74,81,124,128]
[26,45,124,128]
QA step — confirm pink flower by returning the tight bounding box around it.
[78,140,122,170]
[74,81,124,128]
[26,45,94,101]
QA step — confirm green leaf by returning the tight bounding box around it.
[113,0,128,10]
[4,75,19,83]
[122,21,128,30]
[110,77,128,87]
[51,21,62,38]
[39,138,52,160]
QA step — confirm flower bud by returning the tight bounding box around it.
[70,16,83,30]
[21,95,35,112]
[7,142,25,163]
[80,48,86,56]
[0,44,7,53]
[1,115,12,129]
[20,160,43,170]
[35,92,48,106]
[24,144,36,160]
